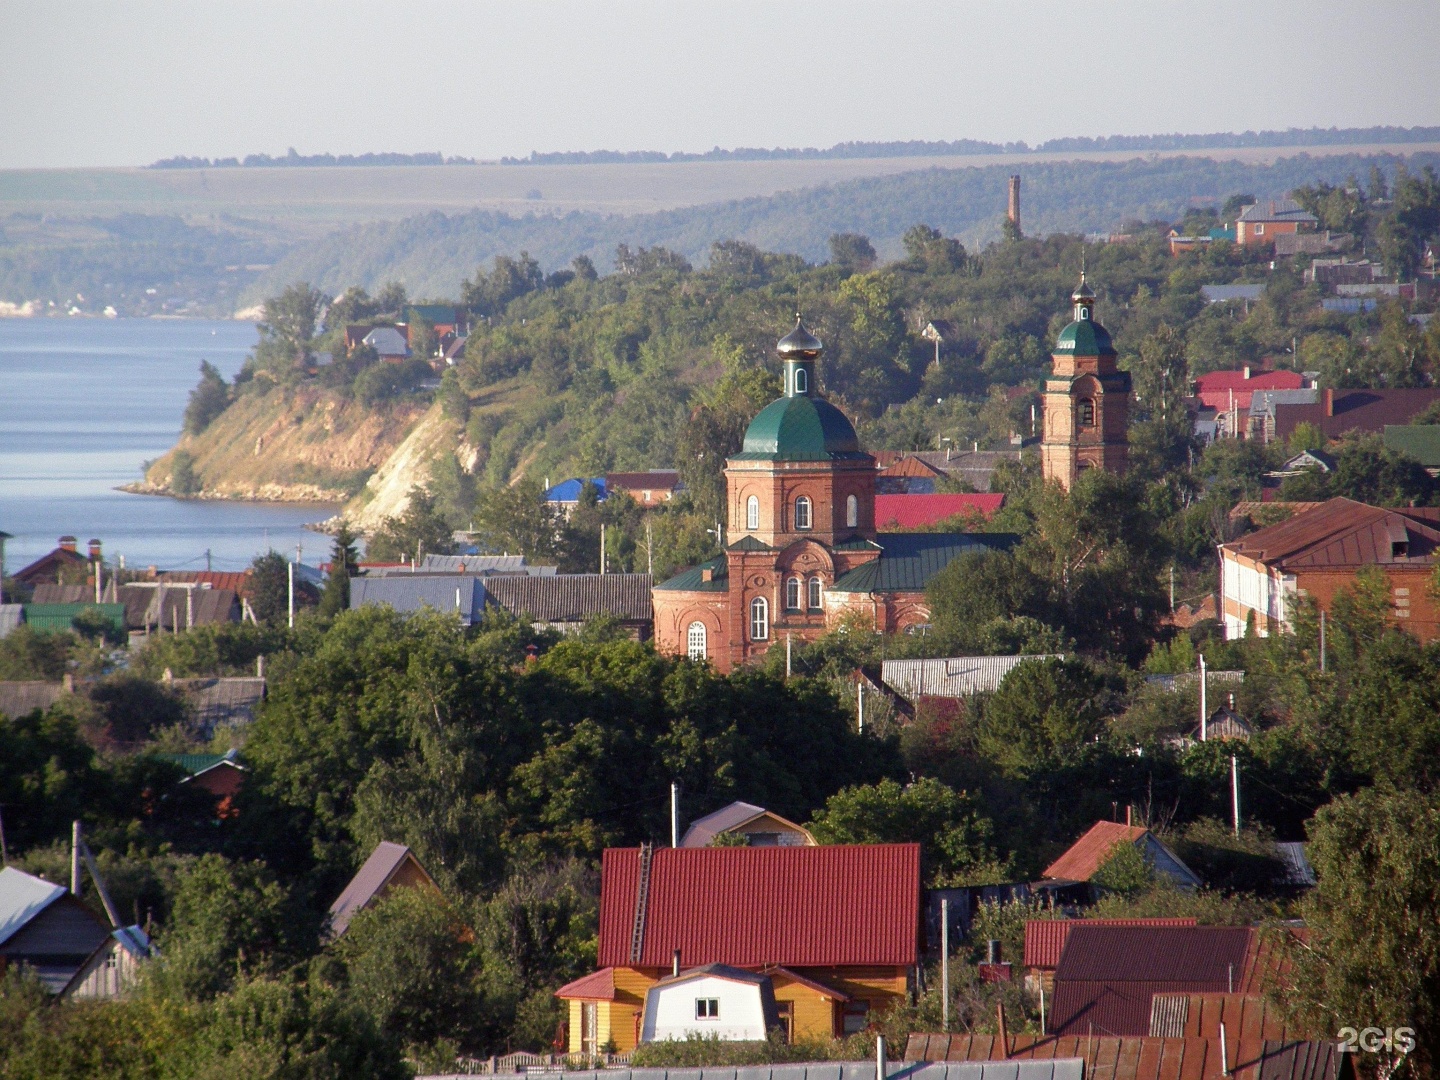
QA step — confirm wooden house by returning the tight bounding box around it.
[555,843,919,1052]
[326,841,439,939]
[0,867,111,993]
[62,925,154,999]
[13,537,92,588]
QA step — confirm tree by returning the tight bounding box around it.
[462,254,544,316]
[407,309,437,360]
[318,523,360,618]
[254,282,324,374]
[1091,839,1155,897]
[902,224,969,274]
[170,450,199,496]
[469,480,562,564]
[366,488,457,562]
[807,777,1006,886]
[828,233,877,273]
[250,550,315,625]
[184,361,230,435]
[976,657,1108,778]
[1287,787,1440,1078]
[333,886,484,1052]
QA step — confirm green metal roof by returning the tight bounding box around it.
[654,555,729,592]
[1054,317,1116,357]
[832,536,883,551]
[828,533,1017,593]
[727,536,773,552]
[733,395,867,462]
[1384,425,1440,468]
[407,304,461,324]
[21,603,126,634]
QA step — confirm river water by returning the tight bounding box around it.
[0,318,335,575]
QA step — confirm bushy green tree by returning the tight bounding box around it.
[318,523,360,618]
[976,658,1108,778]
[184,360,231,435]
[366,488,457,562]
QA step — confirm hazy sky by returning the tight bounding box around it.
[6,0,1438,169]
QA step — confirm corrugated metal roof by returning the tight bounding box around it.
[679,801,814,847]
[484,573,652,623]
[546,477,607,502]
[0,867,66,949]
[875,494,1005,528]
[882,655,1063,700]
[170,677,266,733]
[160,570,252,597]
[1043,822,1147,881]
[606,470,681,491]
[1025,919,1198,969]
[0,680,67,719]
[829,533,1016,593]
[1273,843,1315,887]
[906,1034,1352,1080]
[1200,285,1267,303]
[349,575,487,623]
[22,603,126,634]
[597,844,920,968]
[1273,388,1440,441]
[1237,199,1317,224]
[1383,424,1440,468]
[1149,993,1296,1041]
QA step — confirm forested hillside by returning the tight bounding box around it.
[248,150,1440,300]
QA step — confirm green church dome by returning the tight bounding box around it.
[740,394,863,460]
[1054,317,1116,356]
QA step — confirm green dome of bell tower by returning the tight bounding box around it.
[736,316,865,461]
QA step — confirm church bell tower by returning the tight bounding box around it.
[1040,275,1130,490]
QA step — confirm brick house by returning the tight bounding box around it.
[652,319,1011,671]
[1234,199,1319,248]
[554,843,919,1052]
[1218,497,1440,640]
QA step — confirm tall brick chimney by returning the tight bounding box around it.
[58,536,77,552]
[1007,175,1021,232]
[87,538,102,560]
[1324,387,1335,417]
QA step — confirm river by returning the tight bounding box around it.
[0,318,336,575]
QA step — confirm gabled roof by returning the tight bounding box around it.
[349,575,487,623]
[159,570,252,597]
[1024,918,1198,970]
[879,455,949,479]
[327,841,438,938]
[362,326,410,356]
[0,867,67,948]
[484,573,652,623]
[1220,497,1440,570]
[679,801,814,848]
[1274,388,1440,440]
[882,655,1063,700]
[158,748,246,779]
[545,477,606,502]
[1200,285,1266,303]
[875,493,1005,528]
[1237,199,1318,224]
[0,680,68,720]
[829,532,1017,593]
[650,962,772,988]
[606,470,682,491]
[597,843,920,968]
[1043,821,1198,885]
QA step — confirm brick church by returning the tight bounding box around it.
[651,317,1010,671]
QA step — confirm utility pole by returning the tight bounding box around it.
[1199,653,1208,740]
[1231,754,1241,837]
[857,681,865,732]
[94,560,101,604]
[670,783,679,848]
[71,820,82,896]
[0,530,9,605]
[785,633,792,679]
[287,559,295,629]
[1169,566,1175,614]
[1319,610,1327,673]
[646,518,653,577]
[941,896,950,1032]
[600,523,606,575]
[206,548,212,572]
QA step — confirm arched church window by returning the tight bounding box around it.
[750,597,769,641]
[746,495,759,531]
[794,367,808,394]
[1079,306,1090,320]
[808,577,823,610]
[687,621,707,660]
[786,576,802,611]
[1078,399,1095,427]
[794,496,812,530]
[846,494,858,528]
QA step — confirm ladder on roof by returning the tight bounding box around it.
[629,842,653,963]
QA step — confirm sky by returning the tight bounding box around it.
[5,0,1439,169]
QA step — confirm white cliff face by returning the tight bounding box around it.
[344,400,461,532]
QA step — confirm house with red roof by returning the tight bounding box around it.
[555,843,920,1051]
[1043,821,1202,894]
[1193,368,1309,439]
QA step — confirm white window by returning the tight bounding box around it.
[750,597,769,641]
[1255,223,1265,235]
[793,367,808,394]
[808,577,823,610]
[696,998,720,1019]
[846,494,859,528]
[794,496,812,530]
[746,495,759,531]
[786,576,802,611]
[687,621,707,660]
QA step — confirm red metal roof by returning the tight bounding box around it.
[1220,497,1440,570]
[554,967,617,1000]
[1195,370,1304,413]
[596,844,920,969]
[1051,926,1254,1036]
[878,456,948,479]
[1025,919,1199,969]
[875,493,1005,529]
[1274,387,1440,441]
[1043,822,1149,881]
[905,1033,1352,1080]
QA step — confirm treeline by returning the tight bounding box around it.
[149,148,476,169]
[501,126,1440,166]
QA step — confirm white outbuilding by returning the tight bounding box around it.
[640,964,781,1043]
